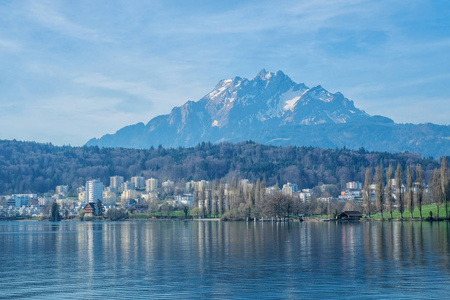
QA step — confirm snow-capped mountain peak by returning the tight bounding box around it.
[201,70,368,126]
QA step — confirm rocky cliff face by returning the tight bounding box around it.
[86,69,449,158]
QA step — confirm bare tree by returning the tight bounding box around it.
[395,163,404,219]
[264,192,293,219]
[406,165,414,218]
[385,164,394,219]
[415,164,424,219]
[431,168,442,219]
[374,165,384,220]
[211,181,218,218]
[218,179,225,216]
[441,157,448,219]
[363,167,372,217]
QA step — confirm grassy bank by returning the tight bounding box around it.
[369,203,448,220]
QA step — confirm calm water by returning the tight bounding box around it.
[0,220,449,299]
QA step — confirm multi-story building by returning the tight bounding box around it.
[265,186,279,195]
[13,194,37,207]
[162,180,175,193]
[185,180,195,193]
[131,176,145,189]
[282,182,298,196]
[175,194,194,206]
[56,185,69,195]
[146,178,159,192]
[85,179,104,203]
[103,191,117,205]
[110,176,124,190]
[122,181,135,191]
[346,181,362,190]
[299,189,314,203]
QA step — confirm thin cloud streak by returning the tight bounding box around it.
[0,0,448,145]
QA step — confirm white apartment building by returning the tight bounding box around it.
[56,185,69,194]
[131,176,145,189]
[162,180,175,192]
[110,176,124,189]
[122,181,135,191]
[146,178,159,192]
[86,179,104,203]
[346,181,362,190]
[103,191,117,205]
[282,182,298,196]
[13,194,37,207]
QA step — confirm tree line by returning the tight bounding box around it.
[0,139,442,196]
[361,157,449,220]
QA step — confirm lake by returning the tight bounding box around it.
[0,220,449,299]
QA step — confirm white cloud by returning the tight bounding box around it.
[26,0,109,42]
[0,0,448,145]
[74,74,157,101]
[0,38,22,51]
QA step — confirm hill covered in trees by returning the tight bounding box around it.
[0,139,442,195]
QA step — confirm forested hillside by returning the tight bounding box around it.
[0,139,441,194]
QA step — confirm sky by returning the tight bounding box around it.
[0,0,449,146]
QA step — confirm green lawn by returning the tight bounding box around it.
[130,211,187,219]
[370,203,448,219]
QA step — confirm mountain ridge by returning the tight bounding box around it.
[86,69,449,158]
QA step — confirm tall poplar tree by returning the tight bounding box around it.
[385,164,394,219]
[415,164,424,219]
[363,167,372,217]
[374,165,384,219]
[406,165,414,218]
[211,180,218,217]
[431,168,442,220]
[395,163,404,219]
[218,179,225,215]
[441,157,448,218]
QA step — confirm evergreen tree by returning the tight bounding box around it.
[50,201,60,222]
[96,199,104,216]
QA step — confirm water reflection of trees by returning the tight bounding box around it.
[359,222,449,273]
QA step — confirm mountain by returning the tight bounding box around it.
[86,69,450,157]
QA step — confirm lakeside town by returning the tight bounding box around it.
[1,161,447,221]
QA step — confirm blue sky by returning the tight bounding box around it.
[0,0,449,146]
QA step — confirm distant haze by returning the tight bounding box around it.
[0,0,449,145]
